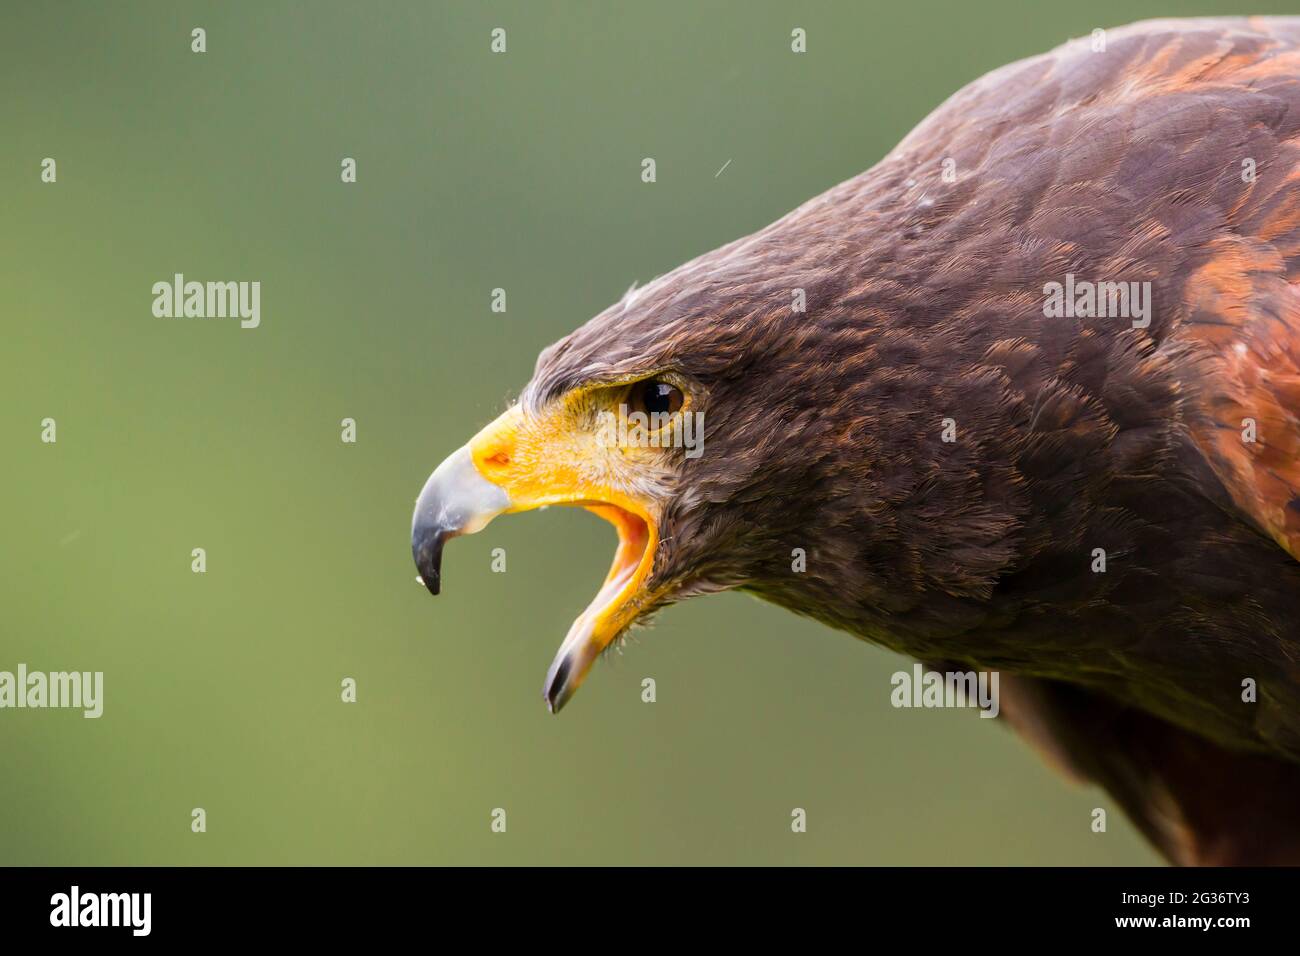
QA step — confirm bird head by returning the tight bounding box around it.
[412,169,1014,711]
[410,229,865,713]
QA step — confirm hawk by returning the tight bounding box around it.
[413,18,1300,865]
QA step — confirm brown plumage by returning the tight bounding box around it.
[432,18,1300,864]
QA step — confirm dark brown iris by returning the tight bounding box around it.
[627,379,683,417]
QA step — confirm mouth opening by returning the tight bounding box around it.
[582,503,652,618]
[542,501,656,713]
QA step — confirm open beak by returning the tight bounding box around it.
[411,406,658,713]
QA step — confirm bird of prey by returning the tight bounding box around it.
[413,18,1300,865]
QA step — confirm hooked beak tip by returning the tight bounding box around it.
[410,443,510,598]
[412,530,448,597]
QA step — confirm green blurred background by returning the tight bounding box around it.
[6,0,1281,866]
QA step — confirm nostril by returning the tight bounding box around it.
[485,451,510,469]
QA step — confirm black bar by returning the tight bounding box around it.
[0,866,1287,942]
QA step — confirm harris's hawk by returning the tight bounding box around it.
[413,18,1300,865]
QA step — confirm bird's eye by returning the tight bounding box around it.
[627,379,684,419]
